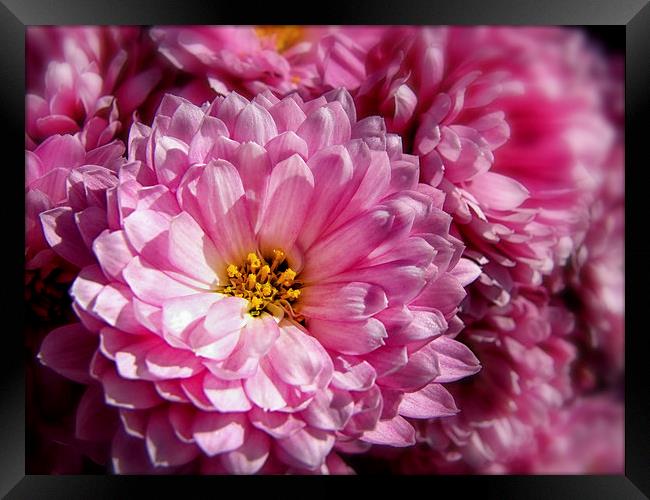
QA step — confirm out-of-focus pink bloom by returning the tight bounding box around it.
[554,57,625,385]
[350,27,614,316]
[392,287,576,473]
[26,134,124,270]
[38,89,481,474]
[148,26,387,100]
[25,133,123,328]
[26,27,164,150]
[487,394,624,474]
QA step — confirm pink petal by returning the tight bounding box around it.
[40,207,94,268]
[249,407,306,439]
[101,366,163,409]
[154,380,191,404]
[361,415,415,447]
[307,318,387,356]
[297,145,355,250]
[301,389,354,431]
[70,264,106,310]
[120,409,149,438]
[144,343,204,379]
[429,336,481,383]
[296,101,352,156]
[123,256,200,307]
[450,257,483,287]
[196,160,256,264]
[268,96,307,133]
[265,131,308,165]
[331,358,377,391]
[220,429,270,474]
[384,309,447,347]
[168,211,221,287]
[33,134,85,170]
[243,359,288,411]
[161,293,222,347]
[146,409,199,467]
[377,342,441,391]
[267,322,332,387]
[75,206,108,249]
[398,383,459,419]
[257,154,314,256]
[187,297,248,359]
[232,141,272,229]
[203,375,253,412]
[192,412,247,456]
[232,102,278,145]
[38,323,97,384]
[92,283,147,335]
[466,171,530,211]
[92,229,137,282]
[302,207,396,282]
[298,282,387,321]
[276,427,335,470]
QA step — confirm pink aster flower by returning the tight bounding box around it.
[349,27,615,316]
[148,26,387,100]
[26,26,164,150]
[392,287,577,473]
[38,88,481,474]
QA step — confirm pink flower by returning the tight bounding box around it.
[26,27,164,150]
[25,133,123,326]
[148,26,386,100]
[395,287,576,473]
[26,134,124,269]
[351,27,614,314]
[554,58,625,385]
[38,89,481,474]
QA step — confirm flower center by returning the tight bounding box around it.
[220,250,302,318]
[254,26,304,53]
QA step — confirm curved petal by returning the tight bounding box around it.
[257,154,314,256]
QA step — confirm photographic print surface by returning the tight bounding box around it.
[25,25,624,475]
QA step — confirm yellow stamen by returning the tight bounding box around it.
[218,249,302,319]
[247,252,261,271]
[259,265,270,282]
[227,264,240,278]
[261,283,273,297]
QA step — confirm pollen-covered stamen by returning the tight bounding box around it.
[254,26,304,53]
[219,250,302,319]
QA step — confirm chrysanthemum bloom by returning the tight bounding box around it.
[349,27,614,317]
[38,89,481,474]
[26,26,164,150]
[26,134,124,322]
[387,287,576,473]
[148,26,387,100]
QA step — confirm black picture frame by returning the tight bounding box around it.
[5,0,648,497]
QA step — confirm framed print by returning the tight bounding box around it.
[4,0,649,497]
